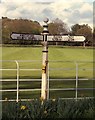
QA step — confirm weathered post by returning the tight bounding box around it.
[41,18,49,100]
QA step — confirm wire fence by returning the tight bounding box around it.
[0,60,94,102]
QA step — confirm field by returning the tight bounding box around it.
[1,46,94,99]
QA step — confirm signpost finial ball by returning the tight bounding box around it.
[43,18,49,23]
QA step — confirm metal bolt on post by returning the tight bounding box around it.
[41,18,49,100]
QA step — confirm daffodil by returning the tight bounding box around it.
[44,110,47,114]
[5,98,8,101]
[52,99,56,102]
[21,105,27,110]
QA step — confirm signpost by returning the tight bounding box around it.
[41,18,49,100]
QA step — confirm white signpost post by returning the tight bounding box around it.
[41,18,49,100]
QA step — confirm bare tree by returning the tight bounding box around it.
[48,18,69,35]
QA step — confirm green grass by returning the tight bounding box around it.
[1,46,94,99]
[1,80,94,99]
[2,46,93,61]
[2,46,93,79]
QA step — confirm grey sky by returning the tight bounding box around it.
[0,0,93,28]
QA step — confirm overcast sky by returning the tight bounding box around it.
[0,0,94,29]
